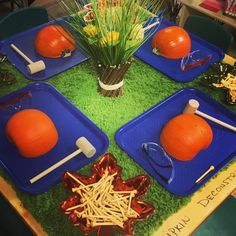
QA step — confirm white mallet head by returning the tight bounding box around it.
[27,60,46,74]
[76,137,96,158]
[183,99,200,114]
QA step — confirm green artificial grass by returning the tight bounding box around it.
[0,58,235,236]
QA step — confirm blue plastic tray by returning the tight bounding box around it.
[135,19,224,82]
[0,21,89,81]
[0,82,109,194]
[115,88,236,196]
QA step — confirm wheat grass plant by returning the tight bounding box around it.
[59,0,163,97]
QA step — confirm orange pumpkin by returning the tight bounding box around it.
[6,109,58,158]
[160,114,213,161]
[35,25,76,58]
[152,26,191,59]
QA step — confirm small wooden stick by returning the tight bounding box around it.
[97,183,112,204]
[195,165,215,184]
[109,202,128,220]
[92,172,116,191]
[82,214,114,219]
[72,171,110,194]
[91,222,117,227]
[116,198,129,210]
[65,204,83,212]
[94,211,122,227]
[143,21,160,31]
[116,200,127,220]
[111,195,132,202]
[72,186,91,192]
[100,204,123,217]
[82,192,103,215]
[74,210,87,218]
[66,172,86,186]
[110,190,137,194]
[72,179,103,191]
[127,193,135,215]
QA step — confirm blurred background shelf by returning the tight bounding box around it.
[179,0,236,57]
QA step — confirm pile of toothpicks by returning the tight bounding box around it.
[65,171,139,228]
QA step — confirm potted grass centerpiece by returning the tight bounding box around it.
[59,0,163,97]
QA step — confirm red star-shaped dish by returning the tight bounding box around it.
[60,153,155,236]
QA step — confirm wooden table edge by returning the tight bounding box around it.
[0,176,47,236]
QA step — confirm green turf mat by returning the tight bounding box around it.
[0,58,235,236]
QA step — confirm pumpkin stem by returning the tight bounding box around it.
[152,48,160,56]
[61,49,72,58]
